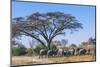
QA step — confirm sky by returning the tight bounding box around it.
[12,1,96,48]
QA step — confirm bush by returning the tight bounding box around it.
[34,44,45,54]
[12,44,27,56]
[26,48,34,56]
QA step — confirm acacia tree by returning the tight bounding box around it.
[12,12,83,50]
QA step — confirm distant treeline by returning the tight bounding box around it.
[12,37,95,56]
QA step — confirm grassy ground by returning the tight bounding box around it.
[12,55,95,66]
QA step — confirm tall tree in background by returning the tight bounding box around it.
[88,37,96,45]
[12,12,83,49]
[61,39,68,47]
[70,43,77,48]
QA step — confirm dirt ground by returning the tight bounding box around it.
[12,55,95,66]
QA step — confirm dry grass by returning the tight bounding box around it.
[12,55,95,66]
[48,55,95,63]
[12,56,33,65]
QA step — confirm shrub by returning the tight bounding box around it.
[12,44,27,56]
[34,44,45,54]
[26,48,34,56]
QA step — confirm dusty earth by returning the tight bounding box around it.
[12,55,95,66]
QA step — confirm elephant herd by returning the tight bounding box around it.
[39,48,88,58]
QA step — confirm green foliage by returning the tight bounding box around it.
[50,44,57,50]
[12,44,27,56]
[26,48,34,56]
[34,44,45,54]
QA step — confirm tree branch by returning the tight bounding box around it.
[18,28,46,48]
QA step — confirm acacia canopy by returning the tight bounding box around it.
[12,12,83,49]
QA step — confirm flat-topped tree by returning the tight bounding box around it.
[12,12,83,50]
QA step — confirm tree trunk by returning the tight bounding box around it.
[47,40,52,50]
[47,43,50,50]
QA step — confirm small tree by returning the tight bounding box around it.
[70,43,77,48]
[34,44,45,54]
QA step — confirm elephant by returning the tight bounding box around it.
[47,49,58,57]
[75,48,83,55]
[57,48,75,57]
[62,50,71,56]
[62,49,75,56]
[39,49,48,58]
[68,48,75,56]
[79,48,87,55]
[62,50,67,56]
[57,49,63,57]
[47,50,53,57]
